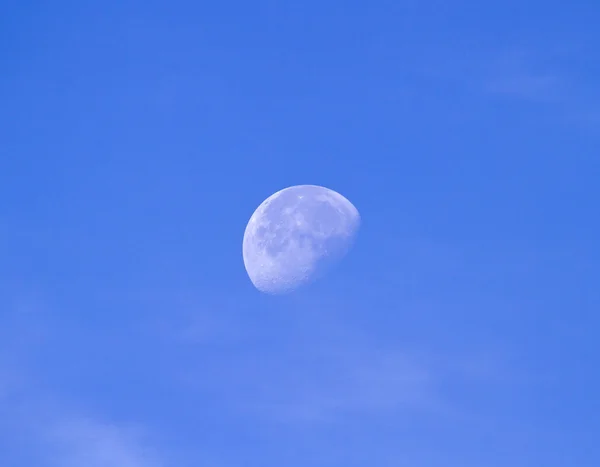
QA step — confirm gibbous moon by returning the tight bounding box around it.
[242,185,360,294]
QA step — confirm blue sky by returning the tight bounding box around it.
[1,1,599,465]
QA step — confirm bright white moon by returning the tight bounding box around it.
[242,184,360,294]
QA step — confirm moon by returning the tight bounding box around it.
[242,184,360,294]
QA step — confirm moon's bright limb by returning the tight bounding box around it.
[242,185,360,294]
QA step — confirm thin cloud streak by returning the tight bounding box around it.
[0,303,170,467]
[2,389,171,467]
[484,48,568,104]
[47,416,164,467]
[174,304,511,426]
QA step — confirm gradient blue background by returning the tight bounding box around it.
[1,1,598,466]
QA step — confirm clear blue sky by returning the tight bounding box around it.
[1,1,599,466]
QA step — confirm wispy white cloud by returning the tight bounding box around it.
[1,376,171,467]
[140,289,252,346]
[47,415,165,467]
[0,299,171,467]
[409,42,597,125]
[174,303,511,426]
[481,45,600,130]
[244,345,440,423]
[0,286,520,466]
[484,48,568,104]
